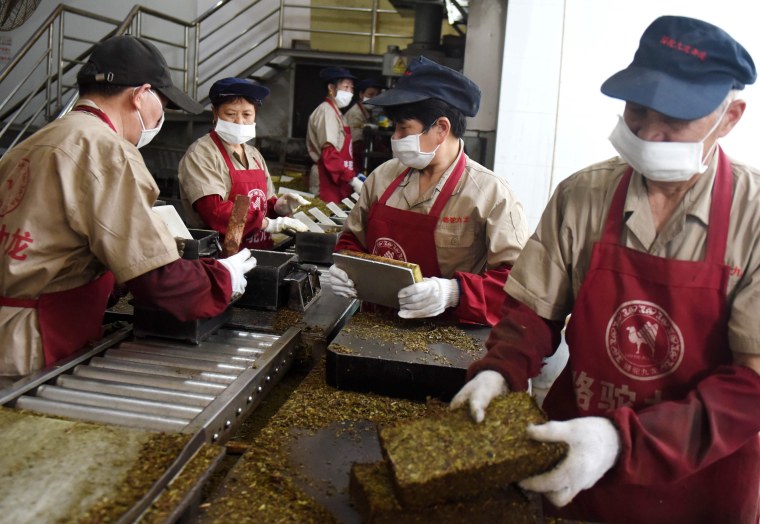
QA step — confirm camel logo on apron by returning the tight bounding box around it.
[372,237,407,261]
[605,300,684,380]
[247,188,267,213]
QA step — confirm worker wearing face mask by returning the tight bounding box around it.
[0,37,255,386]
[178,77,308,250]
[344,77,385,173]
[452,16,760,523]
[328,57,528,327]
[306,66,363,203]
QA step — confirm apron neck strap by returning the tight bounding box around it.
[602,149,733,264]
[210,130,260,171]
[377,151,468,217]
[73,105,117,133]
[326,97,344,121]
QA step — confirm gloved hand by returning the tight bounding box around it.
[274,193,310,216]
[449,370,508,423]
[328,264,357,298]
[218,249,257,300]
[350,176,364,194]
[397,277,459,319]
[263,217,309,234]
[518,417,621,507]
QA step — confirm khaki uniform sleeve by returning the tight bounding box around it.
[178,137,230,206]
[484,178,528,268]
[307,103,345,159]
[68,146,179,283]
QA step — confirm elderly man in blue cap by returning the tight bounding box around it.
[452,15,760,523]
[329,57,528,327]
[307,66,363,203]
[178,77,308,251]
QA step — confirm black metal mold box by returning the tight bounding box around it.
[294,227,341,265]
[133,305,233,344]
[236,250,298,310]
[177,229,220,260]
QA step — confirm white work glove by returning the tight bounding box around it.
[349,176,364,194]
[263,216,309,234]
[449,370,508,423]
[327,264,357,298]
[218,249,257,300]
[274,193,310,216]
[397,277,459,319]
[519,417,621,507]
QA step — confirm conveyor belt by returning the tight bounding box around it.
[2,325,301,444]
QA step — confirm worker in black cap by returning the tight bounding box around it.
[453,16,760,523]
[0,36,255,384]
[328,56,528,327]
[306,66,363,203]
[344,77,385,172]
[178,77,308,251]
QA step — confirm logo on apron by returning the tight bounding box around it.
[606,300,684,380]
[0,157,30,217]
[247,188,267,212]
[372,237,407,261]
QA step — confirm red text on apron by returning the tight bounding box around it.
[209,130,272,250]
[543,149,759,522]
[365,152,466,278]
[318,98,353,204]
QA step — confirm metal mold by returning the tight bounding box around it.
[294,230,340,265]
[133,305,232,344]
[177,229,221,260]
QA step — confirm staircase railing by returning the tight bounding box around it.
[0,1,415,151]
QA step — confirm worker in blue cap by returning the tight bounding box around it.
[306,66,363,203]
[179,77,308,251]
[453,16,760,523]
[344,77,385,171]
[328,56,528,327]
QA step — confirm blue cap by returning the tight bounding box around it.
[366,56,481,117]
[319,66,357,84]
[357,77,384,92]
[209,77,270,106]
[601,16,756,120]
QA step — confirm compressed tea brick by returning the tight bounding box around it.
[378,392,566,508]
[349,461,535,523]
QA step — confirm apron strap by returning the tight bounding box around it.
[378,168,411,205]
[326,97,343,121]
[602,153,733,264]
[0,295,39,308]
[209,131,262,172]
[73,105,117,133]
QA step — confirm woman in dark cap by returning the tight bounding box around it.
[329,57,528,327]
[178,77,307,251]
[344,77,385,172]
[306,66,364,202]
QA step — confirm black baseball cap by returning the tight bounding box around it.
[366,56,481,117]
[601,16,756,120]
[209,77,270,106]
[77,35,204,114]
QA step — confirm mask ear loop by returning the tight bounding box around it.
[700,102,732,166]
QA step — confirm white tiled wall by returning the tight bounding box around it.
[495,0,760,232]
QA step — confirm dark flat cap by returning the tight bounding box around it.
[601,16,756,120]
[209,77,270,106]
[319,66,357,84]
[357,77,385,92]
[77,35,203,114]
[366,56,480,117]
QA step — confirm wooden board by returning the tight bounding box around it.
[333,252,421,309]
[222,195,250,257]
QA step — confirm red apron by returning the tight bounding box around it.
[209,130,272,250]
[544,150,759,522]
[365,153,466,278]
[0,104,118,368]
[318,98,353,204]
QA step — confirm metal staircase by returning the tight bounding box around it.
[0,0,427,153]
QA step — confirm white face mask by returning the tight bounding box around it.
[134,89,164,149]
[391,130,440,170]
[334,89,353,109]
[215,118,256,144]
[362,97,372,103]
[608,105,728,182]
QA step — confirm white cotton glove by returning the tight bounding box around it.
[328,264,357,298]
[218,249,257,300]
[274,193,310,216]
[263,216,309,234]
[397,277,459,319]
[350,176,364,194]
[518,417,621,507]
[449,370,508,423]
